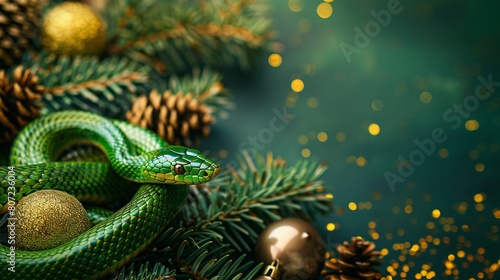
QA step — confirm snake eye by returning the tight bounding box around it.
[174,164,185,175]
[201,171,208,177]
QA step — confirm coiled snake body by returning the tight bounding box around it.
[0,111,220,279]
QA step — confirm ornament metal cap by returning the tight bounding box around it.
[262,259,280,279]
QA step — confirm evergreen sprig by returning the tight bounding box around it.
[166,68,233,114]
[104,0,274,72]
[26,52,151,119]
[181,150,332,252]
[112,262,175,280]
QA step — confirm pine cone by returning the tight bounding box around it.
[0,65,45,144]
[126,89,215,146]
[324,237,382,280]
[0,0,42,68]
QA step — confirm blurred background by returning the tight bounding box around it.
[204,1,500,279]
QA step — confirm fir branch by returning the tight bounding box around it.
[181,150,332,252]
[126,224,261,280]
[111,262,175,280]
[104,0,274,71]
[166,68,234,115]
[185,151,332,252]
[27,52,152,119]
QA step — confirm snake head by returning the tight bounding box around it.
[142,146,220,184]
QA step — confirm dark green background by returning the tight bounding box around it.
[205,1,500,279]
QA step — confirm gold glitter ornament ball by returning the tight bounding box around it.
[15,190,92,250]
[41,2,106,55]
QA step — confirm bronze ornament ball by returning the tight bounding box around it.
[15,190,92,250]
[41,2,106,55]
[255,218,325,280]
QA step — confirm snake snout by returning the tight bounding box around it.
[212,166,220,178]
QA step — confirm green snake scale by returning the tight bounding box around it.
[0,110,220,279]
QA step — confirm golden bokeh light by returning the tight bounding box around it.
[368,123,380,135]
[317,3,333,18]
[420,91,432,103]
[432,209,441,218]
[336,132,346,142]
[288,0,304,12]
[439,148,449,158]
[307,97,318,108]
[465,119,479,131]
[317,132,328,142]
[298,135,308,145]
[268,53,282,67]
[475,163,485,172]
[473,193,485,203]
[291,79,304,92]
[301,148,311,158]
[326,223,336,231]
[372,100,384,111]
[356,156,367,167]
[348,202,357,211]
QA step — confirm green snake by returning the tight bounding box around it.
[0,110,220,279]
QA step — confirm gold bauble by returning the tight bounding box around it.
[15,190,91,250]
[41,2,106,55]
[255,218,325,280]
